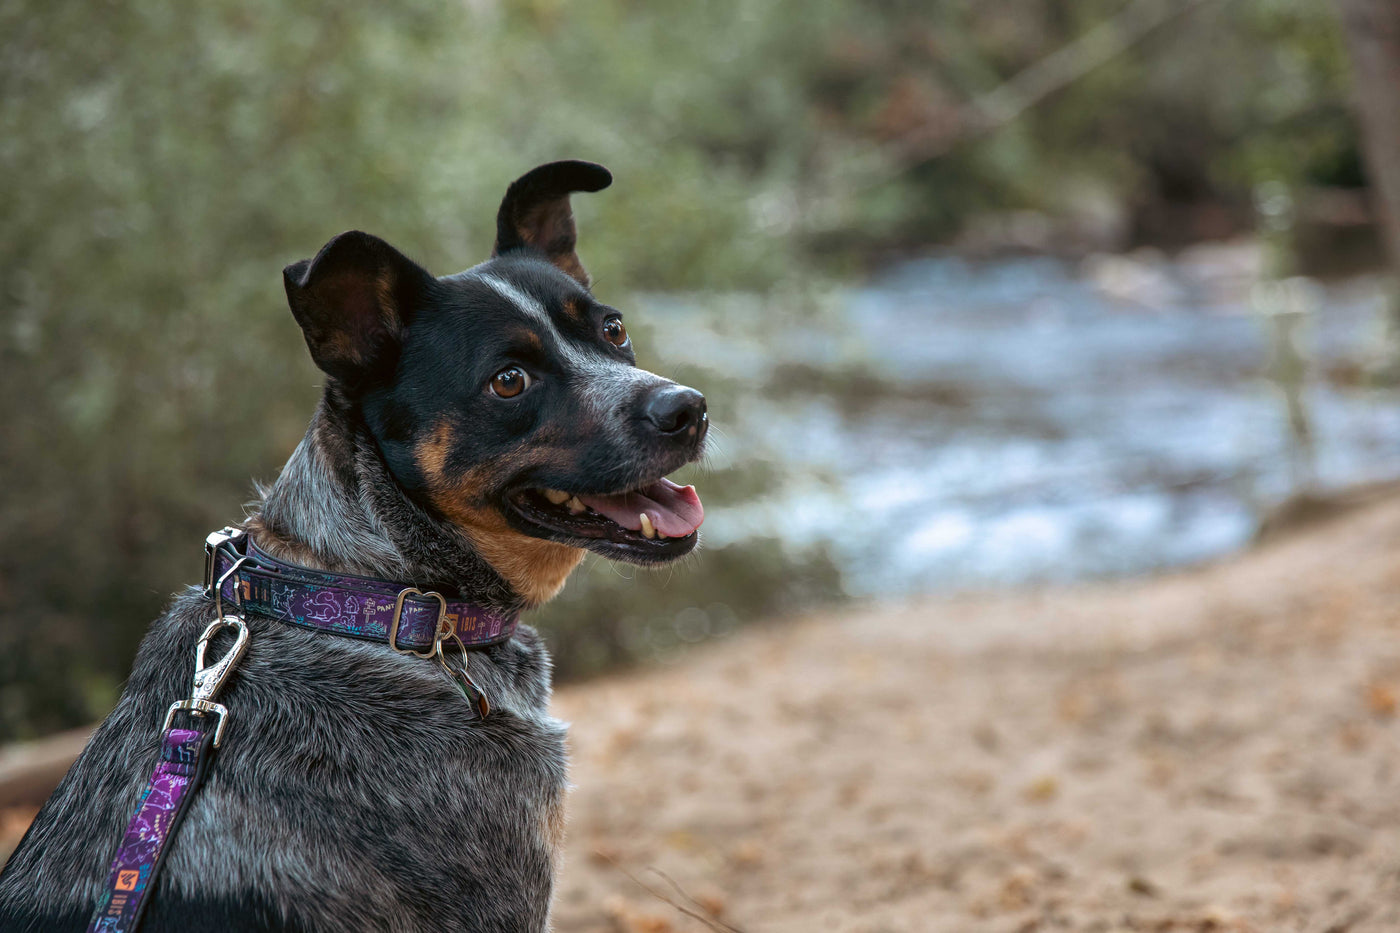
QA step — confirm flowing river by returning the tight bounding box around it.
[644,245,1400,597]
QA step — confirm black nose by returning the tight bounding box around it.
[644,385,707,438]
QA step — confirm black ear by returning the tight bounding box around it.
[492,160,612,287]
[283,231,433,386]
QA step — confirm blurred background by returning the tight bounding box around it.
[2,0,1398,740]
[10,1,1400,928]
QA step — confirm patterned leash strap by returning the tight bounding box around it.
[87,616,249,933]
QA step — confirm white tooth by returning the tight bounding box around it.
[544,489,570,505]
[567,496,586,514]
[639,513,656,539]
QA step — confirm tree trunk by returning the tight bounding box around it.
[1333,0,1400,338]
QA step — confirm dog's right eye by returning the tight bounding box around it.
[490,367,531,398]
[602,316,629,348]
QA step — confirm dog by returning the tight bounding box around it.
[0,160,707,932]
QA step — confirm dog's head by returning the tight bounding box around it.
[282,161,706,606]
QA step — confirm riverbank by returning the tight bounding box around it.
[550,493,1400,932]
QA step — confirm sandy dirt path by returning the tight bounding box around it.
[550,500,1400,933]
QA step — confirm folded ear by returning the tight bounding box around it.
[283,231,434,386]
[493,160,612,287]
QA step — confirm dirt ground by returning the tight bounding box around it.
[4,499,1400,932]
[550,499,1400,933]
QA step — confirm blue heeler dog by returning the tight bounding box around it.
[0,161,708,932]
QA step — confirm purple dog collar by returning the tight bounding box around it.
[204,527,518,653]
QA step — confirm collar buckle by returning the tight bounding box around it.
[388,587,449,658]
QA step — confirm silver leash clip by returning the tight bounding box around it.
[163,616,250,747]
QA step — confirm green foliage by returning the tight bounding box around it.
[0,0,1363,738]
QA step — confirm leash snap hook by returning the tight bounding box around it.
[163,616,250,747]
[192,616,250,704]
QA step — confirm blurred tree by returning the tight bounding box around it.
[0,1,460,739]
[0,0,809,740]
[1332,0,1400,355]
[0,0,1376,741]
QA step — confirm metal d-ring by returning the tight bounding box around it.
[435,634,491,719]
[214,556,249,623]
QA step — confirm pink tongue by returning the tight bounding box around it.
[577,478,704,538]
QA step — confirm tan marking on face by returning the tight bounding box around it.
[559,297,592,326]
[416,420,453,478]
[510,328,544,352]
[415,420,584,607]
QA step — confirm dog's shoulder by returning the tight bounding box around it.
[0,593,566,932]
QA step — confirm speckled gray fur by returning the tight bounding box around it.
[0,395,572,933]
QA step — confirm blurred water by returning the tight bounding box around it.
[646,249,1400,596]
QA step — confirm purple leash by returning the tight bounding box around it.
[87,616,249,933]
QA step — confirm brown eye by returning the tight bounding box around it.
[603,317,628,347]
[490,367,530,398]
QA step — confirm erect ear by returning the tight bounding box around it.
[283,231,434,386]
[492,160,612,287]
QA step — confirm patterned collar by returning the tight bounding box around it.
[204,526,518,656]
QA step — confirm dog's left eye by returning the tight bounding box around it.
[602,316,628,347]
[490,367,531,398]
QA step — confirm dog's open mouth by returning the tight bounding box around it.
[508,477,704,560]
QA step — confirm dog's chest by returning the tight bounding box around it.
[2,601,570,933]
[196,614,570,927]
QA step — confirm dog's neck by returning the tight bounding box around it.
[247,395,526,614]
